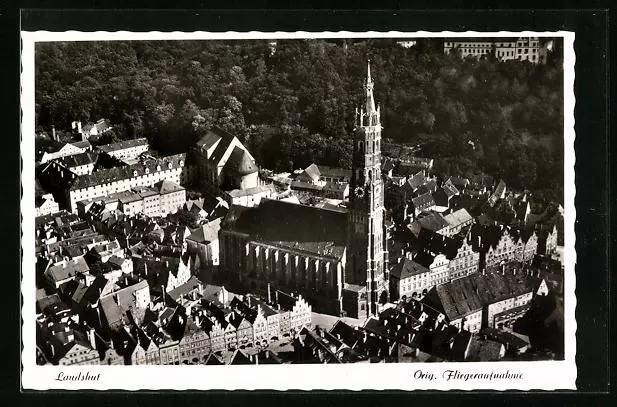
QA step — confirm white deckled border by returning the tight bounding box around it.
[21,30,577,391]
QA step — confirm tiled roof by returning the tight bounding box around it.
[155,179,185,195]
[227,184,276,198]
[411,192,435,209]
[98,138,148,153]
[318,165,351,180]
[406,172,425,191]
[391,258,430,280]
[44,257,89,284]
[110,190,142,204]
[427,272,539,322]
[225,146,258,175]
[302,163,321,181]
[166,275,203,301]
[210,129,238,167]
[221,199,348,260]
[70,153,185,190]
[409,212,449,236]
[70,140,92,150]
[186,218,221,244]
[444,208,473,228]
[56,151,98,169]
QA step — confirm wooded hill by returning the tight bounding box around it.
[35,38,564,203]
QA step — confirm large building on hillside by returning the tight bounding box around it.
[443,37,552,64]
[218,63,389,319]
[62,154,187,213]
[191,128,259,192]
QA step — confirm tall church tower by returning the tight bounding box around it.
[347,61,389,317]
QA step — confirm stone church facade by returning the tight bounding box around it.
[218,63,389,318]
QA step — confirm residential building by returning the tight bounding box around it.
[66,153,186,213]
[185,218,222,269]
[155,179,186,217]
[55,151,99,176]
[73,119,113,140]
[43,257,90,289]
[97,138,149,161]
[390,256,432,300]
[443,208,474,236]
[424,270,543,331]
[224,184,277,208]
[40,142,88,164]
[36,193,60,217]
[443,37,547,64]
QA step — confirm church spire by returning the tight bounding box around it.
[365,60,376,115]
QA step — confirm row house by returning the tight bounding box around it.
[390,255,432,300]
[448,233,480,281]
[97,138,149,161]
[56,151,99,176]
[536,224,559,256]
[424,269,545,333]
[67,153,186,213]
[177,319,212,364]
[36,193,60,217]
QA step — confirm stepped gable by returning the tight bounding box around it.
[222,198,348,260]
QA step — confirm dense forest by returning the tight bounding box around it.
[35,38,564,203]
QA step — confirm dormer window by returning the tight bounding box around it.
[133,170,138,177]
[145,168,150,174]
[168,162,173,169]
[156,165,161,172]
[179,160,184,166]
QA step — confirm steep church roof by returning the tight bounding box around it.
[221,199,348,260]
[226,146,258,176]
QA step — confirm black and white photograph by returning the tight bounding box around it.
[21,30,577,390]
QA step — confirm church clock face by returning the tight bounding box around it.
[354,187,365,198]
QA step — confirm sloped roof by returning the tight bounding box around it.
[226,146,258,176]
[155,179,185,195]
[44,257,90,283]
[186,218,221,244]
[98,138,148,153]
[411,192,435,209]
[71,153,185,190]
[221,199,347,260]
[318,166,351,179]
[391,258,430,280]
[301,163,321,182]
[444,208,473,228]
[56,151,98,169]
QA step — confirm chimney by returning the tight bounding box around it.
[267,283,272,303]
[78,121,82,135]
[51,125,57,141]
[199,282,203,296]
[275,290,279,304]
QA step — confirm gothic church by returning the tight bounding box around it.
[219,63,389,319]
